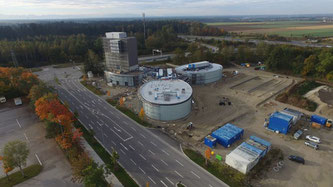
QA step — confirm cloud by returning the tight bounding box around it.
[0,0,332,18]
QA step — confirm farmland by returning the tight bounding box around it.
[207,21,333,37]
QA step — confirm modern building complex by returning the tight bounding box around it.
[225,136,271,174]
[103,32,142,86]
[175,61,223,84]
[139,79,192,121]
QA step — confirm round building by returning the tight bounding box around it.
[139,79,192,121]
[175,61,223,84]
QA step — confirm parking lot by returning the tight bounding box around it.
[0,99,81,187]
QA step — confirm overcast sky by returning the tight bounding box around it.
[1,0,333,19]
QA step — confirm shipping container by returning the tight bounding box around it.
[211,123,244,148]
[204,135,217,148]
[310,115,327,126]
[268,112,293,134]
[249,135,271,156]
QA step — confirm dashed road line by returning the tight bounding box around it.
[140,133,146,138]
[162,149,170,156]
[120,149,126,155]
[24,133,30,143]
[120,143,128,151]
[150,141,157,146]
[139,154,147,160]
[148,176,156,184]
[151,164,159,172]
[139,167,146,174]
[165,177,174,185]
[16,119,22,128]
[111,141,116,146]
[191,171,200,179]
[209,184,213,187]
[129,145,135,151]
[176,159,184,167]
[130,159,137,165]
[131,127,137,132]
[148,149,156,155]
[160,180,168,187]
[174,170,184,178]
[161,159,168,166]
[138,141,144,146]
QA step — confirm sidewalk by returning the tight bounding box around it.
[80,137,123,187]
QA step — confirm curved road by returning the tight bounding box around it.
[42,68,228,187]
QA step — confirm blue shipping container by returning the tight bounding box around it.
[268,112,293,134]
[211,123,244,148]
[241,142,264,156]
[311,115,327,125]
[204,135,217,148]
[249,135,271,156]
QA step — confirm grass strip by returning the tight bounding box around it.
[80,80,103,95]
[0,164,43,187]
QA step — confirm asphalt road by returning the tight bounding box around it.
[43,69,228,187]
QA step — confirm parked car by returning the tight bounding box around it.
[0,96,6,103]
[305,141,319,150]
[288,155,305,164]
[305,135,321,143]
[293,130,303,140]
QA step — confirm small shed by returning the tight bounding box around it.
[211,123,244,148]
[268,112,293,134]
[204,135,217,148]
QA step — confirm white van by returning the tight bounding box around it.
[14,97,22,105]
[0,96,6,103]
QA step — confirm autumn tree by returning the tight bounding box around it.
[139,107,145,120]
[2,141,29,177]
[302,55,318,76]
[28,82,51,106]
[0,155,13,181]
[71,152,92,183]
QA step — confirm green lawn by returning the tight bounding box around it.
[0,164,43,187]
[269,28,333,37]
[206,21,320,27]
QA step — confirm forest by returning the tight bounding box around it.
[0,20,226,70]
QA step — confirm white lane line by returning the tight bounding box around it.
[120,143,128,151]
[176,159,184,167]
[131,127,137,132]
[148,176,156,184]
[120,149,126,155]
[139,154,147,160]
[148,149,156,155]
[162,149,170,156]
[209,184,213,187]
[138,141,144,146]
[130,159,137,166]
[111,141,116,146]
[24,133,30,143]
[174,171,184,178]
[161,159,168,166]
[160,180,168,187]
[129,145,135,151]
[80,105,83,109]
[116,115,120,119]
[150,141,157,147]
[165,177,174,185]
[16,119,22,128]
[139,167,146,174]
[123,121,129,125]
[88,124,93,129]
[191,171,200,179]
[140,133,146,138]
[104,133,108,138]
[151,164,159,172]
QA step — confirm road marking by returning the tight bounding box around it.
[174,170,184,178]
[161,159,168,166]
[160,180,168,187]
[138,141,144,146]
[140,133,146,138]
[139,167,146,174]
[191,171,200,179]
[176,159,184,167]
[80,105,83,109]
[35,153,42,166]
[130,159,137,165]
[24,133,30,143]
[88,124,93,129]
[209,184,213,187]
[139,154,147,160]
[165,177,174,185]
[148,149,155,155]
[103,133,108,138]
[150,141,157,146]
[148,176,156,184]
[131,127,137,132]
[162,149,170,156]
[129,145,135,151]
[92,100,96,104]
[151,164,159,172]
[123,121,129,125]
[116,115,120,119]
[120,143,128,151]
[16,119,22,128]
[120,149,126,155]
[111,141,116,146]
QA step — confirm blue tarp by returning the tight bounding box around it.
[268,112,293,134]
[211,123,244,148]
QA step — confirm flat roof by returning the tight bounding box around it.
[212,123,244,141]
[139,79,192,105]
[175,62,222,74]
[271,112,293,122]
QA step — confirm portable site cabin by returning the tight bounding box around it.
[211,123,244,148]
[204,135,217,148]
[280,108,302,124]
[268,112,293,134]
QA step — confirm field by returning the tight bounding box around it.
[207,21,333,37]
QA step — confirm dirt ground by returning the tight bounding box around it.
[100,66,333,187]
[305,85,333,118]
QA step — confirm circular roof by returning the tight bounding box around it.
[140,79,192,105]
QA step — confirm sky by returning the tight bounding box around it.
[0,0,333,19]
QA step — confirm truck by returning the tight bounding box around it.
[310,115,331,128]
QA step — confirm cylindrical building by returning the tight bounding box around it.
[175,61,223,84]
[139,79,192,121]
